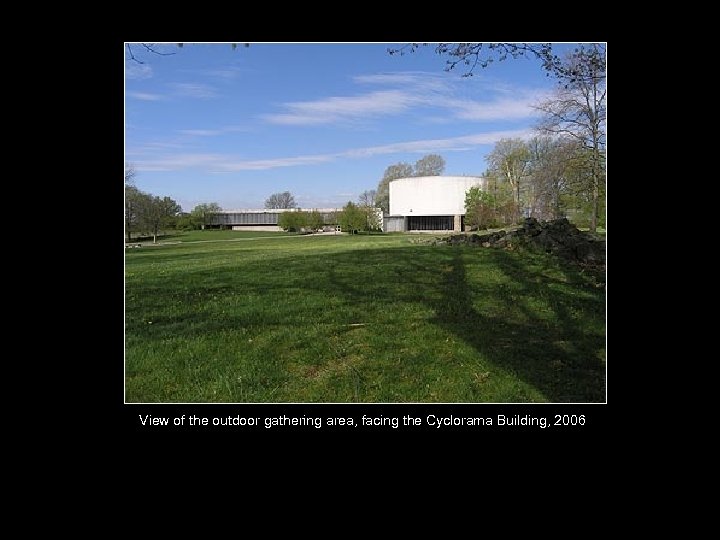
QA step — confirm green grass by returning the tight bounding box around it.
[131,229,295,243]
[125,234,606,402]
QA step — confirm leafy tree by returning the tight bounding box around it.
[414,154,445,176]
[362,205,383,232]
[265,191,297,209]
[376,162,413,213]
[339,202,366,234]
[190,203,222,229]
[486,138,530,223]
[141,195,181,243]
[308,210,324,231]
[277,211,308,232]
[465,186,497,231]
[125,185,147,243]
[536,44,606,231]
[388,42,606,231]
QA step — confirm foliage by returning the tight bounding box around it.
[414,154,446,176]
[278,210,308,232]
[339,202,366,234]
[141,195,182,243]
[308,210,324,231]
[190,203,222,229]
[536,44,606,231]
[376,162,413,213]
[465,187,497,231]
[125,185,146,243]
[362,206,383,232]
[265,191,297,209]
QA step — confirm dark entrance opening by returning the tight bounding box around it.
[407,216,454,230]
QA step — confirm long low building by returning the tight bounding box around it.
[385,175,487,232]
[208,208,344,231]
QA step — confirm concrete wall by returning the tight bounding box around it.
[389,176,486,216]
[383,215,406,232]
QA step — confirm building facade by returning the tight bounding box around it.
[207,208,343,231]
[386,176,486,232]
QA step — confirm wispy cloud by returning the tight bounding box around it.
[263,90,419,125]
[128,92,164,101]
[448,94,545,121]
[178,129,222,137]
[177,125,249,137]
[126,63,153,80]
[131,129,531,172]
[262,70,544,126]
[171,83,217,99]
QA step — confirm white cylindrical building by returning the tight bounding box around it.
[387,176,486,232]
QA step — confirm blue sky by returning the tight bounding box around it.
[125,43,575,211]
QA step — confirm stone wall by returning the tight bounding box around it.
[416,218,605,265]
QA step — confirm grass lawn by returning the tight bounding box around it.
[125,234,606,402]
[132,229,295,243]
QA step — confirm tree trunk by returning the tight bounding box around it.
[590,184,599,233]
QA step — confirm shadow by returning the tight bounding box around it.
[126,238,605,402]
[428,248,605,401]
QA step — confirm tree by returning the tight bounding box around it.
[525,136,580,220]
[265,191,297,209]
[190,202,222,229]
[126,43,249,64]
[465,186,497,231]
[358,190,377,207]
[388,43,557,78]
[141,195,181,243]
[125,185,147,243]
[308,210,324,231]
[414,154,446,176]
[536,44,606,232]
[376,162,413,213]
[125,163,136,186]
[339,202,366,234]
[486,138,530,222]
[361,206,383,232]
[278,210,307,232]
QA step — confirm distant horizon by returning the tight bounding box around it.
[125,42,577,212]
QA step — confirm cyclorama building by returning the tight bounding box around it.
[385,176,487,232]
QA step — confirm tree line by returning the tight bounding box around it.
[125,165,225,242]
[465,45,605,232]
[124,165,181,243]
[390,42,605,232]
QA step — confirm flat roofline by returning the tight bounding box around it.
[218,208,346,214]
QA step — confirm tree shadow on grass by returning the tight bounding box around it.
[126,241,605,402]
[427,248,605,402]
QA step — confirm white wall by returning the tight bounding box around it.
[389,176,486,216]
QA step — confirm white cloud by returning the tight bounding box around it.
[126,63,153,80]
[178,129,222,137]
[263,90,419,125]
[132,129,531,172]
[172,83,217,99]
[177,125,250,137]
[262,71,545,126]
[128,92,163,101]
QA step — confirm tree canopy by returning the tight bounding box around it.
[265,191,297,209]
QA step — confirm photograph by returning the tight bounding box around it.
[125,42,606,405]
